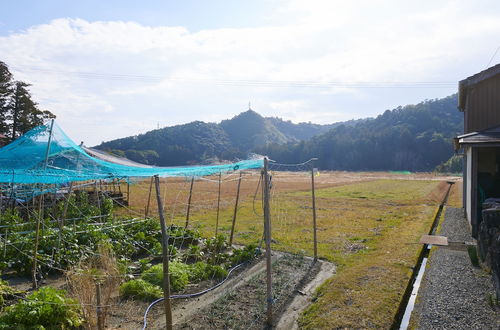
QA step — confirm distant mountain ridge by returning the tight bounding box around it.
[96,94,462,171]
[96,109,337,165]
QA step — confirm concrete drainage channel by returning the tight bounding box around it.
[391,181,455,330]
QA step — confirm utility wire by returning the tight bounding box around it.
[14,66,456,89]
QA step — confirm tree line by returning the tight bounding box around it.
[254,95,463,171]
[0,61,55,142]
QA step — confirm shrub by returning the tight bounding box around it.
[119,279,163,301]
[0,286,83,329]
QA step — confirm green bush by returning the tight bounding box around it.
[0,286,83,329]
[142,262,190,292]
[119,279,163,301]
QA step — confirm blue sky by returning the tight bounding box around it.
[0,0,278,34]
[1,0,499,145]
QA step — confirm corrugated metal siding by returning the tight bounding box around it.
[465,74,500,133]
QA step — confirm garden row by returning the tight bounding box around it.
[0,191,260,328]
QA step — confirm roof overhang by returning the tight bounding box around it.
[458,63,500,111]
[456,124,500,150]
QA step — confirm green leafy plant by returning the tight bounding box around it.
[186,244,204,262]
[0,280,15,312]
[0,286,83,329]
[119,279,163,301]
[230,244,259,266]
[204,234,227,254]
[188,262,228,282]
[142,262,190,292]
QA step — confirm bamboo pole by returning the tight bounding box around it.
[215,172,221,237]
[43,120,55,171]
[311,159,318,262]
[96,282,103,330]
[95,181,101,211]
[2,229,7,259]
[61,182,74,228]
[126,181,130,208]
[229,172,242,245]
[145,176,154,218]
[184,177,194,229]
[263,157,273,326]
[154,175,173,330]
[32,194,43,288]
[31,121,55,289]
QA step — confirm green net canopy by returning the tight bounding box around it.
[0,121,264,184]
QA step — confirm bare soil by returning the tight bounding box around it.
[140,253,334,330]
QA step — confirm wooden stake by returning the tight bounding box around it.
[229,172,242,245]
[263,157,273,326]
[43,120,55,171]
[2,229,7,259]
[126,181,130,208]
[215,172,221,237]
[154,175,173,330]
[32,194,44,288]
[94,181,101,211]
[61,181,74,228]
[145,176,154,218]
[184,177,194,229]
[96,282,103,330]
[311,159,318,262]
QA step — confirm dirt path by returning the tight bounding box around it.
[276,259,336,330]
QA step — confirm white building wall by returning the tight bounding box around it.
[466,146,473,224]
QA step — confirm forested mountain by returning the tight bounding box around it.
[97,110,332,164]
[220,110,290,151]
[267,117,365,141]
[97,121,234,165]
[255,95,462,171]
[97,95,463,171]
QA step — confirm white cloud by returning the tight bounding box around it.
[0,1,499,144]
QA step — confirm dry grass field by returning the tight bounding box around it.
[119,171,461,328]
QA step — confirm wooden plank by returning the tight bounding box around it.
[419,235,448,246]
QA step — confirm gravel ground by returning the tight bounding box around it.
[411,207,500,330]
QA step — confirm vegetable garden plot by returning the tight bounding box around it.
[0,156,329,329]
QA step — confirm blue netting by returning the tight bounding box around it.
[0,121,264,185]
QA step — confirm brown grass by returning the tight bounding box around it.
[66,245,121,329]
